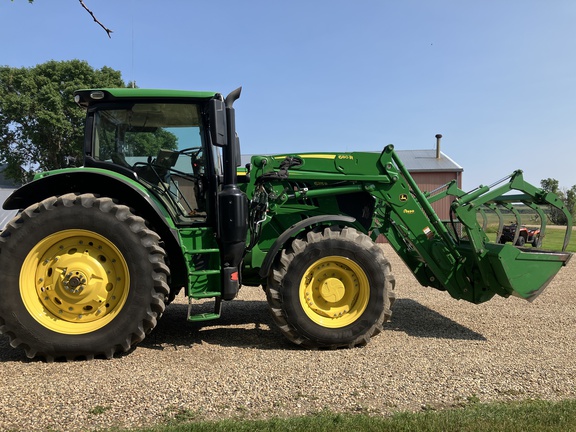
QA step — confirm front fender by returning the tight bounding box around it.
[3,168,188,291]
[5,168,157,210]
[257,215,356,279]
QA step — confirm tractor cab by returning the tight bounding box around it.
[75,89,224,225]
[74,87,248,302]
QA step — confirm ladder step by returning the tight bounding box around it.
[193,248,220,254]
[187,312,220,322]
[190,269,221,276]
[190,291,221,299]
[187,296,222,322]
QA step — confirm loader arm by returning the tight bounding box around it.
[247,144,571,305]
[376,149,571,303]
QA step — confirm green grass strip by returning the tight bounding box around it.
[128,399,576,432]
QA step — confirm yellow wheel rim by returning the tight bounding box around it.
[299,256,370,328]
[20,230,130,335]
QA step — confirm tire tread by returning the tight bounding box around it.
[266,226,395,349]
[0,193,170,361]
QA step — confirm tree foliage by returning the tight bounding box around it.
[126,129,178,157]
[96,123,178,162]
[540,178,576,225]
[0,60,126,183]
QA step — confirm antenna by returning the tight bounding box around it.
[130,0,135,87]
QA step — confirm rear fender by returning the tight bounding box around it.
[3,169,188,292]
[257,215,356,278]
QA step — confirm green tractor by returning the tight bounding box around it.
[0,87,571,360]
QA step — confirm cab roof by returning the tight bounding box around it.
[74,88,219,107]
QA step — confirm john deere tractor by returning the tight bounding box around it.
[0,87,571,360]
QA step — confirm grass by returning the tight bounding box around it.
[482,224,576,252]
[89,405,112,415]
[472,208,575,252]
[118,399,576,432]
[530,226,575,252]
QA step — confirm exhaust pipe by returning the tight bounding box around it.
[222,87,242,186]
[435,134,442,159]
[218,87,248,300]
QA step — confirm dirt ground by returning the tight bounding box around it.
[0,245,575,431]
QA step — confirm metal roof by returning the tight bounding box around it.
[395,149,463,172]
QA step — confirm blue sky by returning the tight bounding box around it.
[2,0,575,190]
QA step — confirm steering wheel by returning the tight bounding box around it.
[179,147,202,157]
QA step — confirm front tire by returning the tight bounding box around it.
[0,193,170,360]
[266,226,395,348]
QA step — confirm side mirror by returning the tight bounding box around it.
[209,98,227,147]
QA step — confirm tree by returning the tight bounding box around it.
[540,178,576,225]
[77,0,113,37]
[0,60,126,183]
[97,124,178,162]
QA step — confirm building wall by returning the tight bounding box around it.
[411,171,462,221]
[0,166,18,229]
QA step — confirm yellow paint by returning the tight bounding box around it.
[274,154,336,160]
[20,229,130,335]
[299,256,369,328]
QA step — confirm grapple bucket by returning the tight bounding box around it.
[447,170,572,302]
[367,147,571,305]
[384,146,573,304]
[482,243,571,301]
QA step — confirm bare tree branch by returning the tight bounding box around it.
[78,0,113,38]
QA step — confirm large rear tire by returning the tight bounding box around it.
[0,193,170,360]
[266,226,395,348]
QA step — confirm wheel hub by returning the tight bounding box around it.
[63,272,87,293]
[20,229,130,335]
[319,278,345,303]
[299,256,370,328]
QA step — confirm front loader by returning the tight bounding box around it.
[0,87,571,360]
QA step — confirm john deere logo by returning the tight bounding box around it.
[399,194,408,202]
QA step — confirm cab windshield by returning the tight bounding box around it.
[92,103,219,221]
[93,103,202,165]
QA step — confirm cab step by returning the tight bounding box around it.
[187,296,222,322]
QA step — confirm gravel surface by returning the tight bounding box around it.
[1,244,575,431]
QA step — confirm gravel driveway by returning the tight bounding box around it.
[1,244,575,431]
